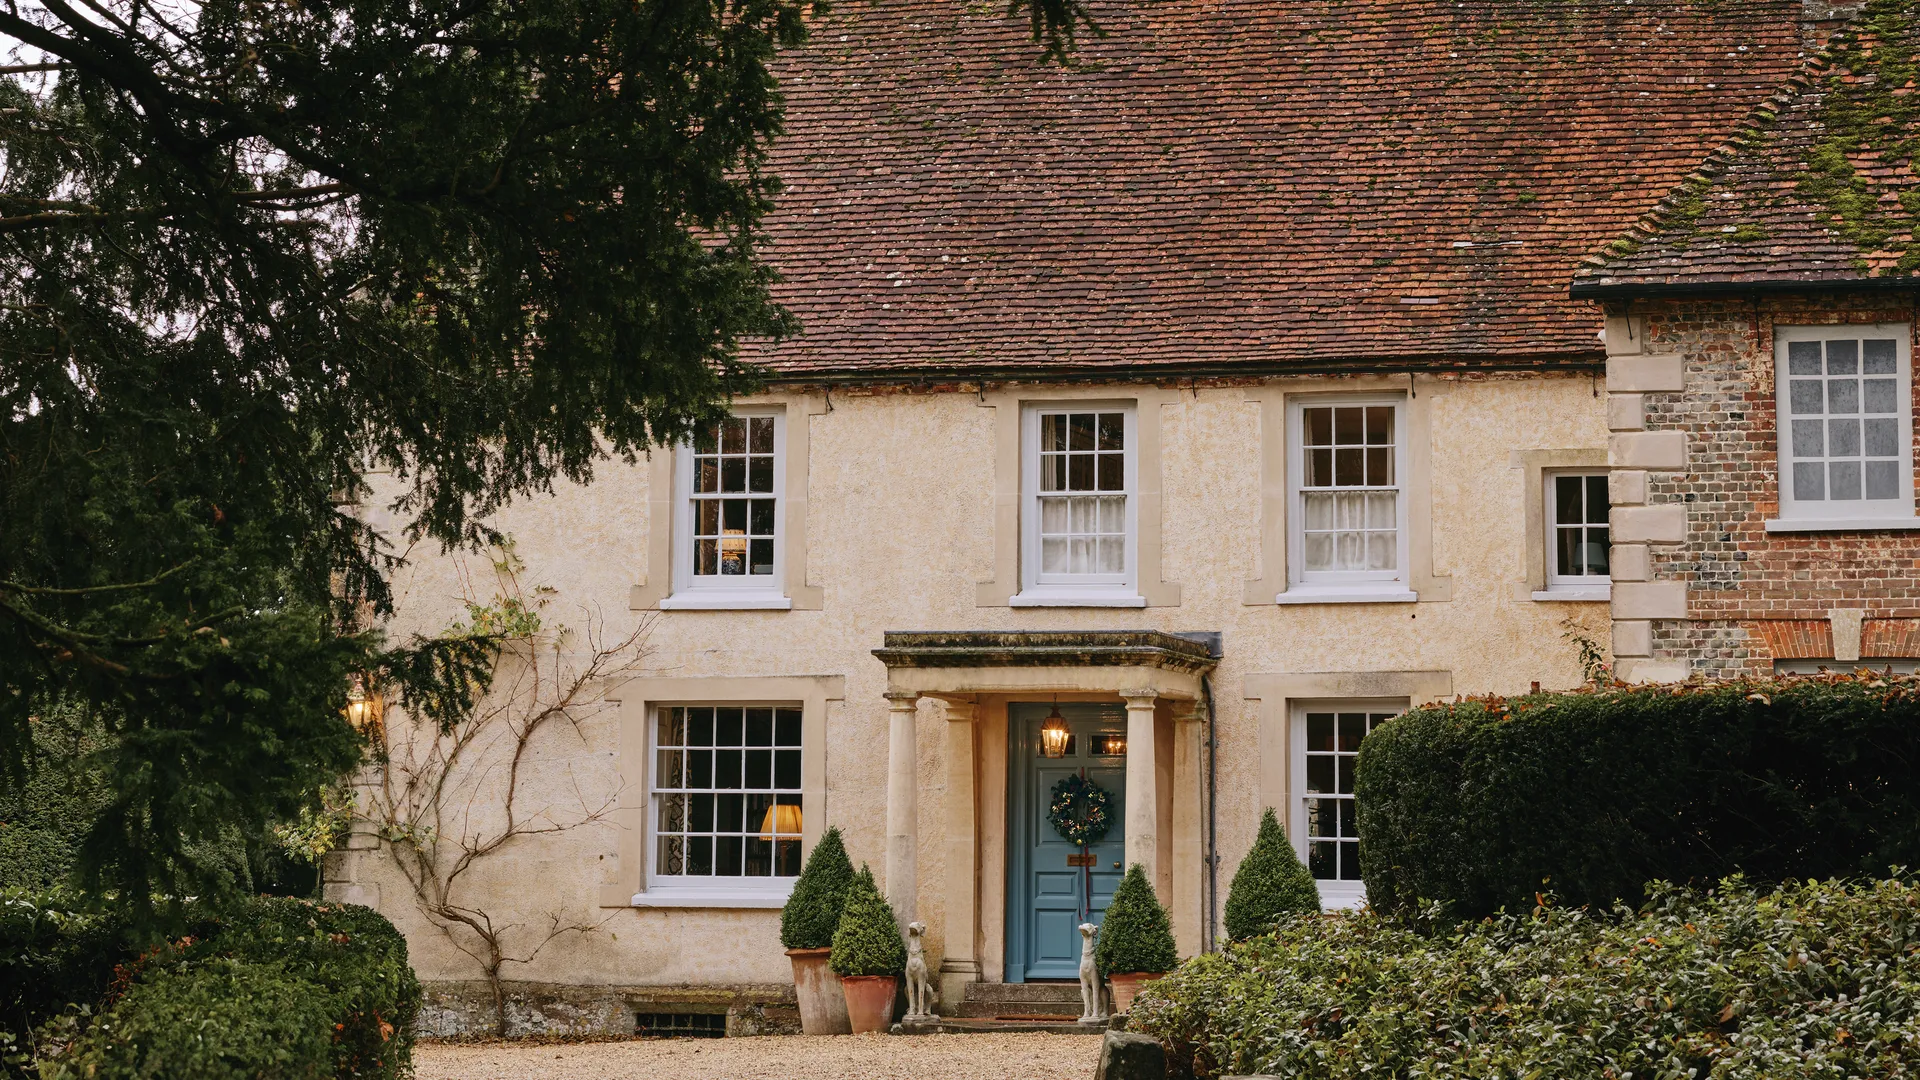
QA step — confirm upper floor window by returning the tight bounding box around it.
[1286,396,1411,601]
[668,410,789,607]
[1546,472,1610,592]
[1777,326,1913,523]
[1016,403,1141,606]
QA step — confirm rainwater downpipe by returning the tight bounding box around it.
[1203,672,1218,952]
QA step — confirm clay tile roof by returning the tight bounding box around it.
[751,0,1807,379]
[1576,1,1920,297]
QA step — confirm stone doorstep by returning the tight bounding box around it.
[953,980,1084,1018]
[893,1017,1113,1036]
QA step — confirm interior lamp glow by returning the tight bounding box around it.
[758,803,803,840]
[1039,698,1070,759]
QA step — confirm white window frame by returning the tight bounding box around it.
[1282,395,1414,603]
[1772,324,1918,530]
[1540,470,1612,600]
[1289,698,1406,909]
[643,700,805,907]
[664,408,791,609]
[1013,401,1143,607]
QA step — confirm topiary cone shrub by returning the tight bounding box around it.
[1095,864,1178,976]
[1355,672,1920,920]
[781,826,855,950]
[1223,808,1320,939]
[828,865,906,977]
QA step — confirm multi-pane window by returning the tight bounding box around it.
[654,705,803,882]
[1020,405,1137,602]
[1548,473,1610,585]
[1038,411,1128,577]
[1297,402,1402,578]
[690,416,778,578]
[1779,330,1912,519]
[1298,707,1398,885]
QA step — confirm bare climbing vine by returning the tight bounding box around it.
[360,544,651,1035]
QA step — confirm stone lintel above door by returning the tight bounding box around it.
[872,630,1219,701]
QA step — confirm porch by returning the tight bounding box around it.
[870,630,1219,1009]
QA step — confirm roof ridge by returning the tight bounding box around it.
[1577,32,1843,274]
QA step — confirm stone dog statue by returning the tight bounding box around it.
[1079,922,1107,1022]
[904,921,937,1020]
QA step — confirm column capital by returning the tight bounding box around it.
[1119,688,1158,706]
[883,689,921,707]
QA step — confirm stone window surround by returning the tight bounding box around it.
[631,394,826,612]
[598,674,843,909]
[976,387,1181,608]
[1510,448,1611,602]
[1244,670,1453,908]
[1242,379,1454,606]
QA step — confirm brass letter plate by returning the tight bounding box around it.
[1065,853,1096,868]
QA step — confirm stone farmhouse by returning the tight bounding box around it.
[328,0,1920,1034]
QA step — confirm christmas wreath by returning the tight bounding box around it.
[1048,774,1113,848]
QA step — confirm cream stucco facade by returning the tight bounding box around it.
[331,372,1610,1029]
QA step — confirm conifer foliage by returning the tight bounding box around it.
[1223,808,1321,940]
[829,865,906,977]
[781,826,855,950]
[1095,864,1178,976]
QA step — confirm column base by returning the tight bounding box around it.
[937,959,982,1015]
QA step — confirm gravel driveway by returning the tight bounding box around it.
[415,1032,1104,1080]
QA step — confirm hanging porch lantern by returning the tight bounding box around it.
[1040,697,1070,758]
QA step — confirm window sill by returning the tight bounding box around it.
[1532,586,1611,602]
[1273,587,1417,606]
[630,886,793,909]
[1316,885,1368,911]
[1010,590,1147,608]
[658,592,793,611]
[1764,517,1920,533]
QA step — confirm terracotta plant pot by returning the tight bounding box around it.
[1107,971,1165,1014]
[787,948,852,1035]
[839,975,899,1033]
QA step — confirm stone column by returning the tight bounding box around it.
[1121,689,1159,890]
[884,690,920,926]
[940,699,981,1010]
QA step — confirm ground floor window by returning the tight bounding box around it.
[1291,701,1404,905]
[653,705,804,887]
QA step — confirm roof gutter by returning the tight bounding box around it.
[1570,278,1920,301]
[757,352,1606,388]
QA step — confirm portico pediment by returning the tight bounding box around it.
[873,630,1217,700]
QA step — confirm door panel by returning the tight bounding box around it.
[1008,703,1128,982]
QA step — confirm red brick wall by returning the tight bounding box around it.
[1628,294,1920,676]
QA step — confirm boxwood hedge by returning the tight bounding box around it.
[1355,674,1920,919]
[4,895,417,1080]
[1132,877,1920,1079]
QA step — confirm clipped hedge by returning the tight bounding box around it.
[1222,809,1319,940]
[1132,877,1920,1079]
[44,958,336,1080]
[1356,674,1920,919]
[781,826,854,951]
[829,865,905,977]
[1096,864,1177,976]
[7,895,416,1080]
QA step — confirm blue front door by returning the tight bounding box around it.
[1007,703,1128,982]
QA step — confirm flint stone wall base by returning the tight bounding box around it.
[417,980,799,1039]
